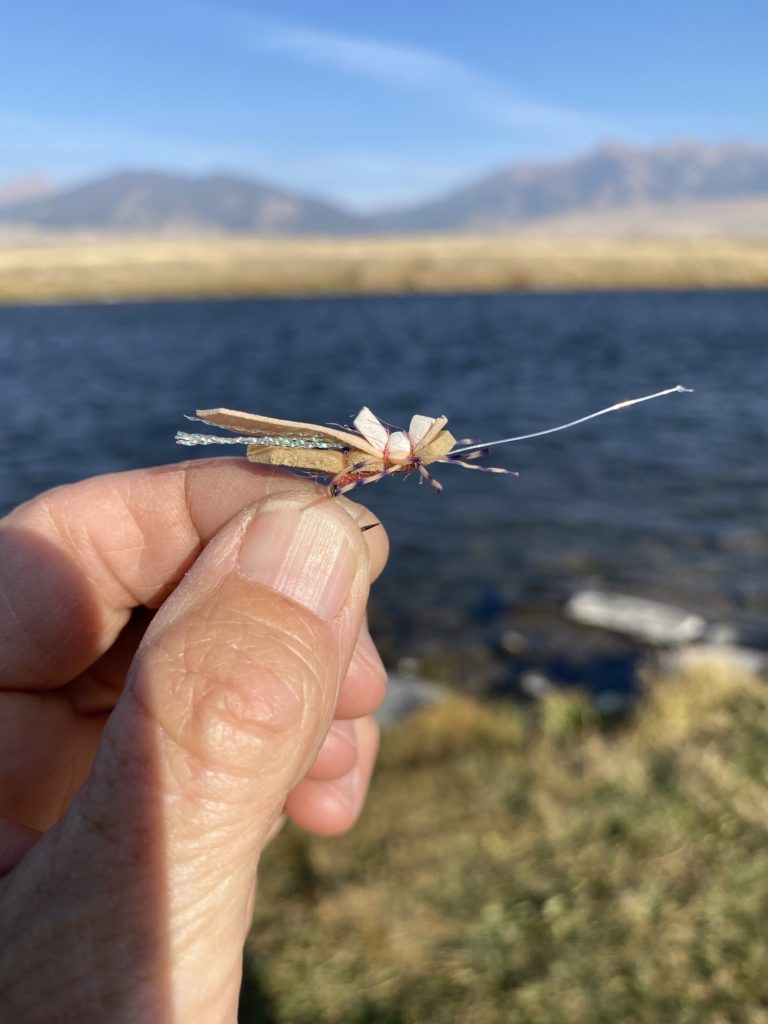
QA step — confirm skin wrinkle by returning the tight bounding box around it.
[181,459,196,534]
[0,568,39,674]
[131,628,322,790]
[163,811,250,868]
[177,618,336,750]
[0,529,105,687]
[218,661,305,737]
[37,474,189,617]
[164,832,239,896]
[169,577,325,673]
[153,630,327,776]
[41,493,132,600]
[139,606,346,831]
[0,555,20,638]
[121,476,204,606]
[179,460,283,549]
[85,712,159,809]
[2,823,167,1021]
[148,468,205,604]
[143,525,246,633]
[170,790,274,861]
[38,498,134,665]
[193,667,304,761]
[126,643,198,764]
[169,905,247,1007]
[76,500,157,611]
[163,814,258,894]
[158,822,275,958]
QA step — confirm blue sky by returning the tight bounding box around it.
[1,1,766,209]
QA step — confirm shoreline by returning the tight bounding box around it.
[1,233,767,304]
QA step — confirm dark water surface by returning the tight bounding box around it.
[2,291,766,694]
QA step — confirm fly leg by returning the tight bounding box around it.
[417,463,444,492]
[327,460,373,497]
[328,459,401,497]
[448,459,519,476]
[333,464,407,496]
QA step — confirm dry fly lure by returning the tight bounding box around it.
[175,385,691,496]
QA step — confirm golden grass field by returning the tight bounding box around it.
[1,233,768,303]
[243,661,768,1023]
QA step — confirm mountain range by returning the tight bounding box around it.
[2,142,767,236]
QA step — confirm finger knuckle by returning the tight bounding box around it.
[141,605,334,772]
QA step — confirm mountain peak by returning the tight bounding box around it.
[2,141,768,235]
[372,139,768,232]
[0,173,54,209]
[0,168,365,235]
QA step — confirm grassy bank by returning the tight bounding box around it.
[244,661,768,1023]
[2,234,768,303]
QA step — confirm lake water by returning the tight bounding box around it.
[2,291,766,696]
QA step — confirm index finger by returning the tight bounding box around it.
[0,459,389,690]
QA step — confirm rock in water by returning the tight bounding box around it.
[564,590,707,646]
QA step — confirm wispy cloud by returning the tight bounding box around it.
[241,18,596,136]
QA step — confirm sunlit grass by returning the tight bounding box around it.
[2,234,768,303]
[244,662,768,1023]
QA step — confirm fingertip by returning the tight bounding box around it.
[305,719,358,781]
[284,778,358,836]
[286,716,380,836]
[333,497,390,582]
[335,625,388,719]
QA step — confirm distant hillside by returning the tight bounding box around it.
[372,141,768,232]
[0,171,365,235]
[506,198,768,238]
[0,173,53,208]
[1,142,768,235]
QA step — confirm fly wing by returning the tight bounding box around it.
[192,408,380,456]
[408,414,438,450]
[352,407,389,454]
[410,414,448,451]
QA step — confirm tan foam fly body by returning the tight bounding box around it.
[176,406,471,494]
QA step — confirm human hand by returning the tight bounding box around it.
[0,459,389,1022]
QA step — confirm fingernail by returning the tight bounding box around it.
[239,500,358,619]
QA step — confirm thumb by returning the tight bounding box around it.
[4,492,372,1019]
[119,489,372,849]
